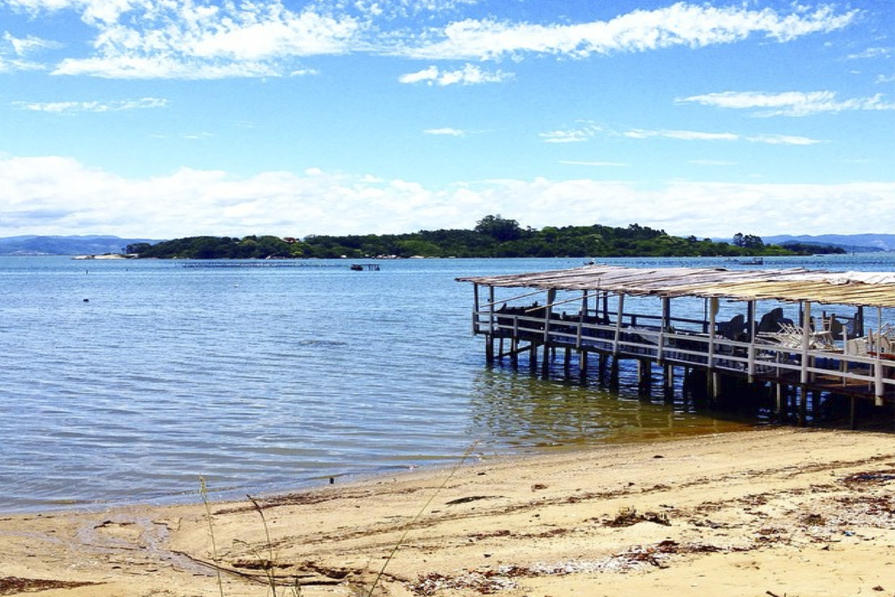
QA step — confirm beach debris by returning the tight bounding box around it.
[802,513,826,526]
[842,470,895,486]
[605,506,671,527]
[0,577,99,594]
[446,495,501,506]
[408,540,739,594]
[410,569,520,595]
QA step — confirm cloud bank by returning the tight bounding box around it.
[402,3,857,60]
[1,156,892,239]
[1,1,861,79]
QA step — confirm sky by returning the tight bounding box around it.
[1,0,893,240]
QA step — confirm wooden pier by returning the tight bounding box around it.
[458,265,895,428]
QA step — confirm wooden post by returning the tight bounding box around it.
[798,386,808,426]
[856,306,865,337]
[664,364,675,401]
[708,297,718,368]
[800,301,811,385]
[598,353,608,384]
[576,290,586,350]
[473,283,480,335]
[746,301,755,342]
[875,306,884,406]
[874,356,884,406]
[638,359,652,396]
[485,285,495,362]
[542,288,556,344]
[609,356,620,389]
[747,343,756,383]
[658,297,670,363]
[613,294,625,355]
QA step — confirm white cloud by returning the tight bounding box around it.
[8,1,859,79]
[540,130,591,144]
[290,67,320,77]
[622,129,823,145]
[0,32,49,72]
[12,97,169,112]
[845,47,893,60]
[624,129,739,142]
[401,3,857,60]
[678,91,895,117]
[424,128,467,136]
[2,156,894,239]
[3,0,83,13]
[747,134,823,146]
[44,3,362,79]
[5,0,156,27]
[3,31,61,56]
[566,126,825,145]
[53,56,284,79]
[399,65,438,83]
[540,123,601,143]
[320,0,480,21]
[0,55,39,73]
[398,63,512,86]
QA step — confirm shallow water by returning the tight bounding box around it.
[2,254,892,512]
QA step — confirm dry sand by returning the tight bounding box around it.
[2,427,895,597]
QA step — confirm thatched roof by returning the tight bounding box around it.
[457,265,895,308]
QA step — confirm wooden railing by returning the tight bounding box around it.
[473,310,895,400]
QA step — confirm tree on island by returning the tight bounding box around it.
[474,214,526,242]
[732,232,765,249]
[128,217,803,260]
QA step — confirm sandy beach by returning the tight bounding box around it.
[2,426,894,597]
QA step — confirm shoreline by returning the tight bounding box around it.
[3,416,759,517]
[2,426,894,596]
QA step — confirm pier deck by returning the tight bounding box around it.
[458,265,895,426]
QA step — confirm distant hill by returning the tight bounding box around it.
[0,235,162,256]
[764,234,895,253]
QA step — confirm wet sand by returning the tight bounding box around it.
[2,426,894,596]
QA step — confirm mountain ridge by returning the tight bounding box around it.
[0,235,162,256]
[763,234,895,252]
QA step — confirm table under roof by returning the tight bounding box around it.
[457,265,895,308]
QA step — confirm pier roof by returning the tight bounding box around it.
[458,265,895,308]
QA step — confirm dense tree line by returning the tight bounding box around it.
[778,241,846,255]
[127,217,807,260]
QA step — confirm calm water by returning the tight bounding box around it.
[3,254,894,513]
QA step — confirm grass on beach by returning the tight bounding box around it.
[198,442,480,597]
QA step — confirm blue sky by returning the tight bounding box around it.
[1,0,893,240]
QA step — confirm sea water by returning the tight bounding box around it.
[2,254,893,512]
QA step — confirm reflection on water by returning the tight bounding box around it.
[469,369,753,451]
